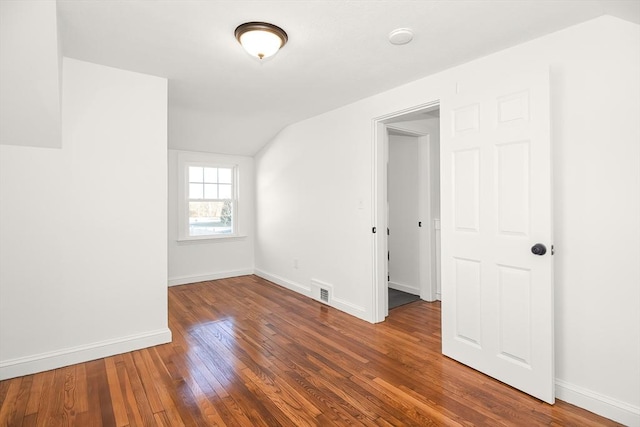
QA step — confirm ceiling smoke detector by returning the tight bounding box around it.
[388,28,414,45]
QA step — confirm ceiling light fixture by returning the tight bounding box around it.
[235,22,288,60]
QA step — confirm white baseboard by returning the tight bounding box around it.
[254,269,311,295]
[254,269,368,321]
[332,296,367,320]
[0,328,172,380]
[168,269,254,286]
[388,281,420,295]
[556,379,640,427]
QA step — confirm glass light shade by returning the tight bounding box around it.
[239,30,283,59]
[235,22,288,60]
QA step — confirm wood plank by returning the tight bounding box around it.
[23,370,45,416]
[86,359,116,427]
[9,376,33,426]
[104,356,129,427]
[0,378,22,425]
[61,366,79,426]
[114,353,147,427]
[0,275,625,426]
[33,369,56,427]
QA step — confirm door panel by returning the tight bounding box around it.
[441,69,554,403]
[497,264,531,366]
[496,141,530,235]
[454,257,482,347]
[453,149,480,232]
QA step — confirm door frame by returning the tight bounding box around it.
[371,101,439,323]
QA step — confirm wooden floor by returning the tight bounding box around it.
[0,275,621,426]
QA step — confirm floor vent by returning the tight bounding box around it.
[311,279,333,306]
[320,288,329,303]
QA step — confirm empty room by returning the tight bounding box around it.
[1,1,639,426]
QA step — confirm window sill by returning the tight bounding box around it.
[176,235,248,245]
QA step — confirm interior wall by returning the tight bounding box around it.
[168,149,255,285]
[0,58,170,379]
[255,119,373,319]
[254,16,639,424]
[387,134,420,294]
[0,0,61,148]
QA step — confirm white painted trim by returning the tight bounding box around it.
[417,134,436,302]
[176,235,248,244]
[385,124,427,136]
[556,379,640,427]
[371,120,387,323]
[0,328,172,380]
[332,296,367,319]
[253,269,311,295]
[388,281,420,295]
[168,269,254,286]
[254,269,368,321]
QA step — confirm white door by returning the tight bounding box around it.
[440,68,554,403]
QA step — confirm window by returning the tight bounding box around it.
[184,164,237,238]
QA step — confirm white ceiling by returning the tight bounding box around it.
[57,0,640,156]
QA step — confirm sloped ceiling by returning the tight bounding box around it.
[56,0,640,156]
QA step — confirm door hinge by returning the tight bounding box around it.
[372,227,376,234]
[418,221,422,227]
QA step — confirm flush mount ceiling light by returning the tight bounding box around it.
[235,22,288,60]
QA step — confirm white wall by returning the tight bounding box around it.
[168,150,255,285]
[255,117,373,319]
[388,135,420,294]
[255,16,640,425]
[0,0,61,148]
[0,58,170,379]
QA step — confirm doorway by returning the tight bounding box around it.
[373,103,441,318]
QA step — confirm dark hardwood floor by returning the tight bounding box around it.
[0,275,621,426]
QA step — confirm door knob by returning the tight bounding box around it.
[531,243,547,256]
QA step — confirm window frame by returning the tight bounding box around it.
[178,158,239,241]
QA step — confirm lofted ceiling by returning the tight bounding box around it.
[57,0,640,156]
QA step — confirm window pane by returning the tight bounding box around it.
[218,184,232,199]
[203,167,217,183]
[204,183,217,199]
[189,166,203,183]
[218,168,232,184]
[189,183,203,199]
[189,201,233,236]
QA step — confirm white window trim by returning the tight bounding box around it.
[177,154,241,242]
